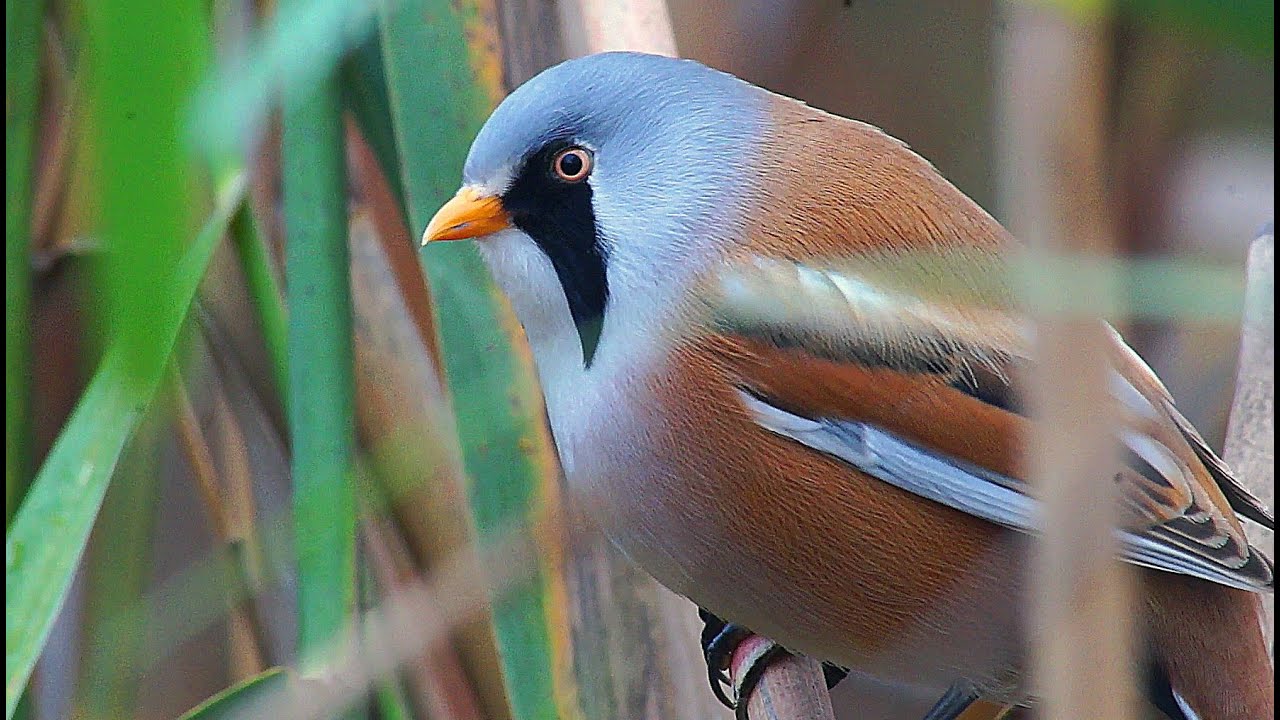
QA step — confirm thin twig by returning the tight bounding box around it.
[217,506,564,720]
[171,368,270,671]
[360,500,486,720]
[999,4,1136,720]
[197,303,290,445]
[211,366,270,677]
[32,22,77,250]
[174,370,234,539]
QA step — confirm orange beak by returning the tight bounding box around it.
[421,187,511,245]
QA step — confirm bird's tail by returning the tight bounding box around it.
[1145,571,1273,720]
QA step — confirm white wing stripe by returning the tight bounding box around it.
[738,389,1265,593]
[740,389,1033,529]
[1109,366,1161,421]
[1121,429,1191,490]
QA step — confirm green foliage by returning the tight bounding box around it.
[176,668,290,720]
[82,0,207,386]
[342,33,408,218]
[378,1,575,717]
[194,0,377,161]
[281,5,361,713]
[4,0,43,527]
[230,204,289,403]
[4,177,247,720]
[1122,0,1273,55]
[75,411,163,719]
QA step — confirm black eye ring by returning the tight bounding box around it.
[552,147,593,183]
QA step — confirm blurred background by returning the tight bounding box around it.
[5,1,1272,720]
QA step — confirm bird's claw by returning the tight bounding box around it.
[698,607,849,714]
[699,608,752,709]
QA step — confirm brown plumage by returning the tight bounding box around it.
[663,92,1271,717]
[424,53,1273,719]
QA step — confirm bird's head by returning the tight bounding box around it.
[423,52,768,370]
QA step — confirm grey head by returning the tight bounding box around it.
[438,52,769,376]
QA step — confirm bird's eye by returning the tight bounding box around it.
[552,147,593,183]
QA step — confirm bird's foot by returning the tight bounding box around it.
[698,608,849,715]
[699,608,753,709]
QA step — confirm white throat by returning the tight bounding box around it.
[474,225,703,486]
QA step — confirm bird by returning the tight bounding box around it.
[421,51,1275,719]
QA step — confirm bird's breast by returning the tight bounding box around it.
[539,335,1031,699]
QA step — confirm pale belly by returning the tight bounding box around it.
[557,396,1032,704]
[530,317,1032,703]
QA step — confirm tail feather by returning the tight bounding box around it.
[1145,571,1273,720]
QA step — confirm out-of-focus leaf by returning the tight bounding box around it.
[280,6,359,719]
[229,204,289,405]
[377,1,577,718]
[1045,0,1273,54]
[176,667,289,720]
[1120,0,1272,56]
[342,34,408,219]
[82,0,206,386]
[5,0,43,526]
[193,0,377,159]
[4,175,247,720]
[74,407,163,720]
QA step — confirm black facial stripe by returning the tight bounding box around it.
[501,142,609,367]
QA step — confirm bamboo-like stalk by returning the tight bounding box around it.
[229,204,289,407]
[557,0,677,57]
[280,2,359,712]
[999,4,1135,720]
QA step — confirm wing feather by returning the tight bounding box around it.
[706,258,1274,592]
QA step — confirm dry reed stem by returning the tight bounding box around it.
[172,369,270,672]
[558,0,677,58]
[210,362,269,678]
[360,496,486,720]
[31,23,77,251]
[216,506,564,720]
[1222,232,1275,655]
[1000,4,1135,720]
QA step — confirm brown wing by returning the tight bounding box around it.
[698,257,1273,592]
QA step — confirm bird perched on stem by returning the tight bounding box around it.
[422,52,1274,720]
